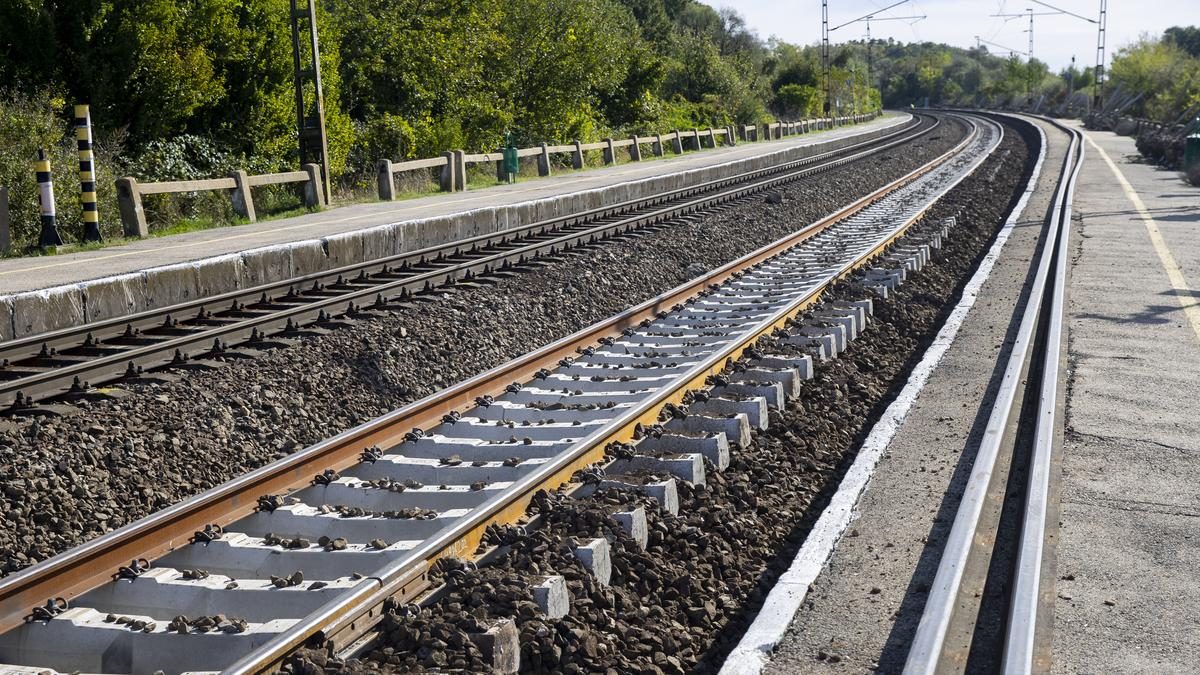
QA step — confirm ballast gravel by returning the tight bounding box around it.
[279,118,1036,674]
[0,119,965,575]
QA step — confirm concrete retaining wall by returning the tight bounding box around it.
[0,115,909,341]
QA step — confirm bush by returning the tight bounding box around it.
[0,89,127,249]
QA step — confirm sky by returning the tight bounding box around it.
[714,0,1200,71]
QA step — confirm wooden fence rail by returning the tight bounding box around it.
[115,164,325,237]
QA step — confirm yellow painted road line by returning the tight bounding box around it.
[1085,134,1200,344]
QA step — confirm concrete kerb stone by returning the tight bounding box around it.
[140,261,202,309]
[239,243,294,287]
[511,202,537,230]
[412,214,458,251]
[191,253,244,298]
[359,224,397,262]
[80,272,148,324]
[611,453,706,486]
[0,298,12,342]
[11,286,86,339]
[535,197,558,224]
[322,231,365,268]
[289,240,330,278]
[489,205,512,233]
[462,208,498,239]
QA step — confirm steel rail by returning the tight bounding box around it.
[1001,120,1083,674]
[0,116,934,408]
[902,116,1083,675]
[226,114,997,675]
[0,114,1002,675]
[0,114,955,639]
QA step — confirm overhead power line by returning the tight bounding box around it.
[1029,0,1098,23]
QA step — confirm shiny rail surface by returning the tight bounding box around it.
[0,116,932,410]
[0,113,1001,675]
[903,116,1083,675]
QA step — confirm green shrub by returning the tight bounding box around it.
[0,89,128,249]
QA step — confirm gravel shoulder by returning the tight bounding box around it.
[0,119,962,575]
[761,115,1062,673]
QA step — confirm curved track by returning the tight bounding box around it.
[903,115,1083,675]
[0,113,1006,675]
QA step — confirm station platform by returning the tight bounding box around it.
[1051,121,1200,672]
[0,114,906,340]
[732,117,1200,672]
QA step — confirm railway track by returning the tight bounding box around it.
[903,116,1083,675]
[0,115,935,412]
[0,112,1001,675]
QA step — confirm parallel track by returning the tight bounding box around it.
[0,113,1003,675]
[0,115,934,410]
[903,115,1083,675]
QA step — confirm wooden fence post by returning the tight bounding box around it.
[377,159,395,200]
[653,135,664,156]
[303,163,325,207]
[629,137,642,161]
[571,141,584,170]
[602,138,616,165]
[115,177,148,237]
[0,186,9,254]
[439,151,456,192]
[229,170,256,222]
[671,131,684,154]
[538,143,552,177]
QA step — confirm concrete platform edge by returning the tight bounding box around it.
[1,116,907,341]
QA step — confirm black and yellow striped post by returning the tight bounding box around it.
[75,104,102,242]
[35,149,64,248]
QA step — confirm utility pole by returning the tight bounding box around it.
[1094,0,1107,109]
[1024,0,1103,110]
[866,20,872,100]
[290,0,332,205]
[990,8,1059,106]
[822,0,831,115]
[1025,9,1035,105]
[862,17,924,106]
[825,0,923,113]
[1067,55,1076,109]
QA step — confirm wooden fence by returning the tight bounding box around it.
[111,111,879,237]
[377,113,876,199]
